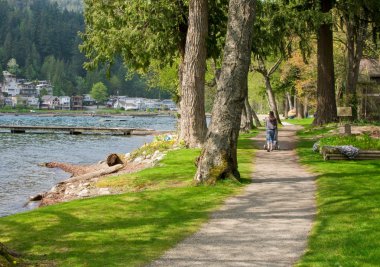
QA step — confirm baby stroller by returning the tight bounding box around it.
[263,128,280,151]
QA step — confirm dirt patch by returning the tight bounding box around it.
[339,125,380,138]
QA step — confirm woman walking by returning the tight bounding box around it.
[265,111,278,152]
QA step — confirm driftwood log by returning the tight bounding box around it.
[60,164,124,184]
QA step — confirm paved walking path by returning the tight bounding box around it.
[149,125,316,267]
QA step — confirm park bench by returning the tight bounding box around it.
[322,146,380,161]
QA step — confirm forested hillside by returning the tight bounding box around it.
[50,0,82,12]
[0,0,167,98]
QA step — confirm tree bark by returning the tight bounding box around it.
[263,75,282,124]
[179,0,208,148]
[296,96,304,119]
[313,0,338,126]
[251,103,262,127]
[244,97,255,129]
[303,96,309,118]
[345,14,367,120]
[257,56,282,125]
[240,96,255,132]
[286,91,294,110]
[194,0,256,184]
[284,95,289,119]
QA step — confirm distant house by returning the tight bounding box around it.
[83,94,95,105]
[113,97,146,110]
[36,81,53,96]
[19,82,37,97]
[71,95,83,110]
[59,96,71,110]
[11,96,39,108]
[161,99,177,111]
[1,71,20,96]
[1,71,53,97]
[41,95,60,109]
[144,99,163,111]
[359,58,380,119]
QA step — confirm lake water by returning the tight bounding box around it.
[0,114,176,217]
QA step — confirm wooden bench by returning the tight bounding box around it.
[323,150,380,161]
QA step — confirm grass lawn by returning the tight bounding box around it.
[0,131,257,266]
[294,123,380,266]
[284,117,314,126]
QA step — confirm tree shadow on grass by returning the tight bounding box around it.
[0,187,233,266]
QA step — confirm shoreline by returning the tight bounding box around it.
[0,110,178,117]
[27,140,169,209]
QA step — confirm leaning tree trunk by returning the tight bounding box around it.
[195,0,256,184]
[256,56,282,125]
[286,91,294,110]
[263,75,282,125]
[240,95,255,132]
[244,97,255,129]
[251,104,262,127]
[313,0,338,126]
[345,14,367,120]
[179,0,208,148]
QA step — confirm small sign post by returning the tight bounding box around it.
[337,107,352,135]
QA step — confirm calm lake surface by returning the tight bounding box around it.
[0,114,176,217]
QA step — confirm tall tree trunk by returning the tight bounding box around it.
[296,97,304,119]
[286,91,294,110]
[345,14,367,120]
[244,97,255,129]
[240,96,255,132]
[195,0,256,184]
[263,75,282,124]
[303,96,309,118]
[179,0,208,148]
[256,56,282,125]
[284,95,289,119]
[251,103,262,127]
[313,0,338,126]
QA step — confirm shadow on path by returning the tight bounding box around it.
[148,125,316,267]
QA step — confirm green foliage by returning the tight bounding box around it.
[0,131,256,266]
[295,128,380,266]
[90,82,108,103]
[0,0,162,98]
[80,0,229,98]
[6,58,20,75]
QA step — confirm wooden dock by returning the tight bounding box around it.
[0,125,159,135]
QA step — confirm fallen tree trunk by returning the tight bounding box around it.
[61,164,124,184]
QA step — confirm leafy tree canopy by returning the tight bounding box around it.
[90,82,108,103]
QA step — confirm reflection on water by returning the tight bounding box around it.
[0,114,176,217]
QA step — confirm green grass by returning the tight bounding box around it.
[0,131,257,266]
[317,134,380,150]
[284,117,314,126]
[295,128,380,267]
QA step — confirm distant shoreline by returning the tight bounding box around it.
[0,110,177,117]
